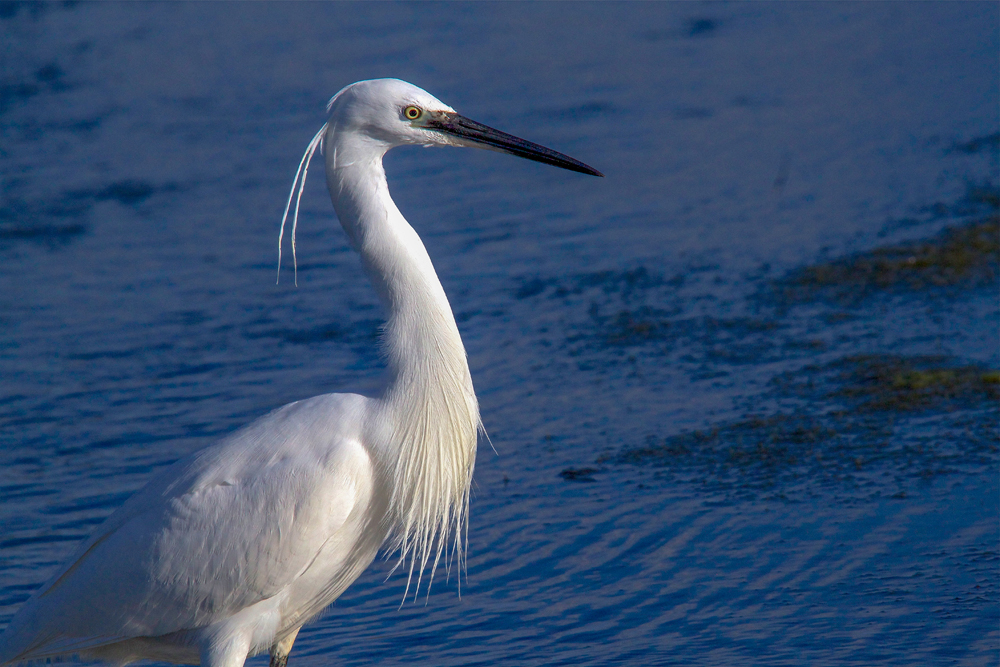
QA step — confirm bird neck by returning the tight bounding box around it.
[325,133,479,597]
[325,141,470,397]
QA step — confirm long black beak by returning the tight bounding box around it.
[426,112,604,177]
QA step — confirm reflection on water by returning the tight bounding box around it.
[1,2,997,665]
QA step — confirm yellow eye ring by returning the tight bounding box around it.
[403,105,422,120]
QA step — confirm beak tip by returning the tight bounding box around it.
[434,112,605,179]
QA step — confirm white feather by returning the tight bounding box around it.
[0,78,598,667]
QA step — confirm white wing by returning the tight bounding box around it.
[0,392,379,662]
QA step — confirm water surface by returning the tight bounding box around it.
[1,3,997,665]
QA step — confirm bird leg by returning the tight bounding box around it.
[268,628,300,667]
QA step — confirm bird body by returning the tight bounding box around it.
[1,393,381,666]
[0,79,600,667]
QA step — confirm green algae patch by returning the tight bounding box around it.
[599,354,1000,501]
[825,355,999,412]
[604,414,836,473]
[777,217,999,305]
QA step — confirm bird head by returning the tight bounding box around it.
[325,78,603,177]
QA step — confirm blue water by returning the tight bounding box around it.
[1,2,998,665]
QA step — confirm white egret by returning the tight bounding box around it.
[0,79,601,667]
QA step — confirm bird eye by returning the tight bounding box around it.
[403,105,422,120]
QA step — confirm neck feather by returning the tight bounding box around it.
[326,133,480,598]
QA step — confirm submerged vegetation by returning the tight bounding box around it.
[776,215,999,305]
[778,354,1000,413]
[542,141,999,500]
[772,177,998,306]
[602,354,999,500]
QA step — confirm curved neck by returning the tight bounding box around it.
[324,128,480,598]
[324,134,469,395]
